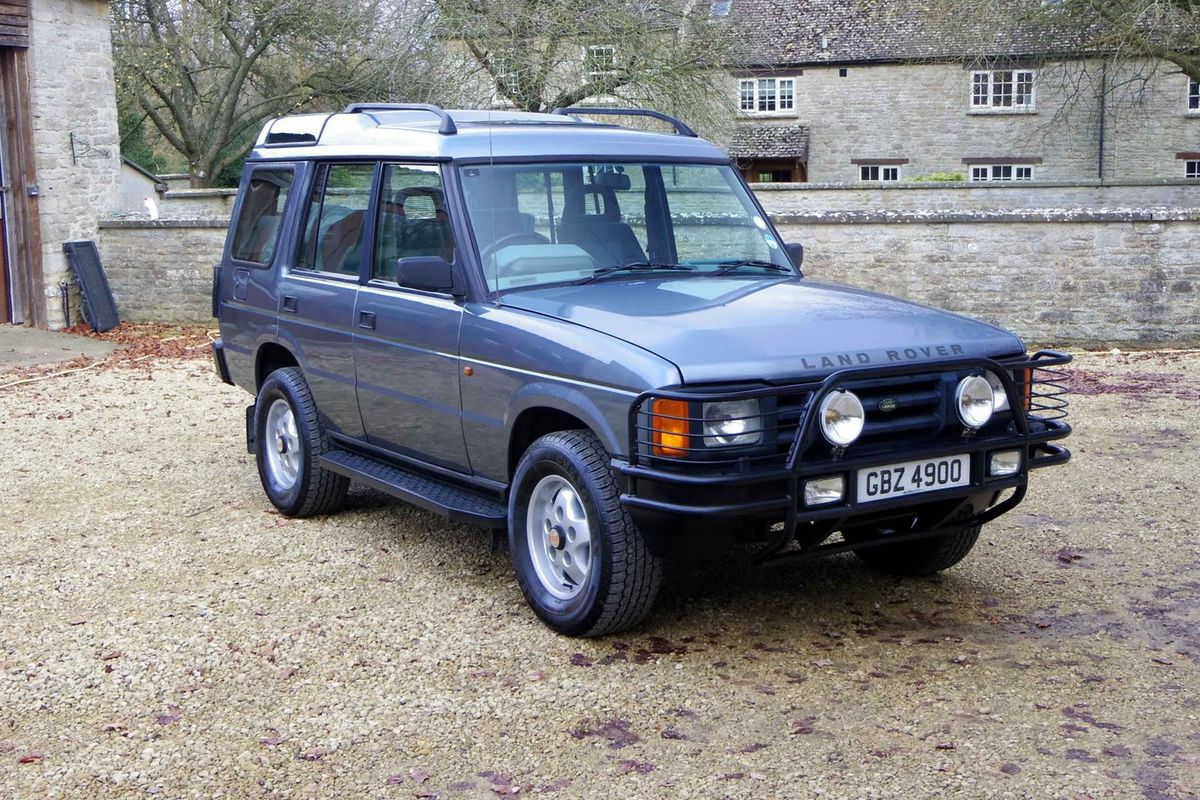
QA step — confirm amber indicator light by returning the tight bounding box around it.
[650,398,690,457]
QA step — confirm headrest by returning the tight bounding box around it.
[593,171,632,191]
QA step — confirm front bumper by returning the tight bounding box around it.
[616,351,1072,534]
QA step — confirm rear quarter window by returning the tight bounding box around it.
[230,167,296,265]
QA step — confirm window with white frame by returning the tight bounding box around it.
[970,164,1034,182]
[584,45,617,77]
[1189,79,1199,112]
[859,165,900,182]
[1186,160,1200,179]
[737,78,796,113]
[971,70,1035,110]
[490,53,516,82]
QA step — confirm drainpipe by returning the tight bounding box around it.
[1097,58,1108,182]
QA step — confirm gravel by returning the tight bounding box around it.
[1,349,1197,799]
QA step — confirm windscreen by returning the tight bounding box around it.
[458,161,794,292]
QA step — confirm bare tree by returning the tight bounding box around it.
[114,0,450,186]
[434,0,738,134]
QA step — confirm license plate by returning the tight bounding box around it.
[857,454,970,503]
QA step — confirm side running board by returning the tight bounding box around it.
[319,449,507,530]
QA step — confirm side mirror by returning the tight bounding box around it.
[396,256,459,294]
[785,242,805,271]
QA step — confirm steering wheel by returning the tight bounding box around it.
[480,231,550,261]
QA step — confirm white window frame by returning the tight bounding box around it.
[584,44,617,78]
[859,165,900,182]
[969,164,1034,182]
[970,70,1036,112]
[1188,78,1199,114]
[737,77,796,114]
[1186,160,1200,179]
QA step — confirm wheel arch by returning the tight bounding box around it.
[505,386,627,481]
[255,341,300,390]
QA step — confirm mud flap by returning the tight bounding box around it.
[245,404,257,454]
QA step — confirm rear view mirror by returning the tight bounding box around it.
[785,242,805,271]
[396,256,459,294]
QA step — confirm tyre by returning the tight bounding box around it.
[254,367,349,517]
[845,524,982,577]
[508,430,662,637]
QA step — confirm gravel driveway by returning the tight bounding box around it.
[1,348,1197,799]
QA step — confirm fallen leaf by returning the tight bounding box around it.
[615,760,655,775]
[569,653,593,667]
[155,706,181,726]
[385,774,405,785]
[790,718,816,735]
[1056,548,1083,564]
[410,768,430,784]
[17,752,45,764]
[936,742,957,751]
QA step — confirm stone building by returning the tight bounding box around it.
[725,0,1200,185]
[0,0,120,327]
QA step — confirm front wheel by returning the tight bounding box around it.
[508,430,662,637]
[845,524,982,577]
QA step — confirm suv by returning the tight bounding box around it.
[212,104,1071,637]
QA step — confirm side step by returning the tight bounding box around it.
[319,449,507,530]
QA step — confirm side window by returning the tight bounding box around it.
[373,164,454,280]
[297,162,375,275]
[230,168,294,265]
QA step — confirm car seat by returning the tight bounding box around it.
[557,184,645,267]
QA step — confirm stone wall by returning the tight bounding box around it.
[754,180,1200,214]
[27,0,121,328]
[765,207,1200,346]
[99,185,1200,345]
[158,189,238,219]
[99,219,228,323]
[727,59,1200,183]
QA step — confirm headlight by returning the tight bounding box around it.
[702,399,762,447]
[818,390,864,446]
[985,371,1011,413]
[956,375,995,428]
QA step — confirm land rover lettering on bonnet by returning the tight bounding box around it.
[211,104,1072,637]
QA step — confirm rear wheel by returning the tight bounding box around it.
[254,367,348,517]
[508,430,662,637]
[845,524,982,577]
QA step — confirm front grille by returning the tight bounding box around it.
[631,354,1071,473]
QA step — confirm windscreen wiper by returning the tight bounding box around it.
[712,259,793,275]
[574,261,695,285]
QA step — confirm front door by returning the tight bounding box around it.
[353,163,470,471]
[276,161,377,439]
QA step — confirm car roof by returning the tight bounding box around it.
[248,108,731,163]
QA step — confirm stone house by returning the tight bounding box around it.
[0,0,120,327]
[724,0,1200,185]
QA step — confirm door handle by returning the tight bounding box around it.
[358,310,377,330]
[281,295,298,313]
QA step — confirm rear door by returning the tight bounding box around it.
[276,161,377,439]
[353,163,471,471]
[220,165,297,387]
